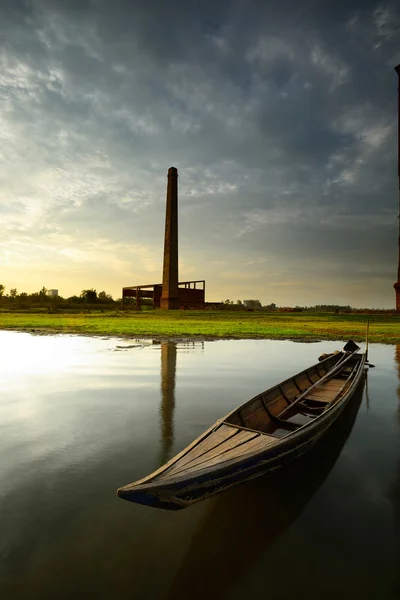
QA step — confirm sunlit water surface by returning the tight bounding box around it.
[0,332,399,599]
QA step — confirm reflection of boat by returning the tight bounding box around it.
[118,341,366,510]
[167,377,365,599]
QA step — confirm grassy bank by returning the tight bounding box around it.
[0,310,399,343]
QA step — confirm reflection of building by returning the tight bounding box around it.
[122,168,206,310]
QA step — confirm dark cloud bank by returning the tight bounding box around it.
[0,0,399,306]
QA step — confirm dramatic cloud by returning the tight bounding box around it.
[0,0,399,306]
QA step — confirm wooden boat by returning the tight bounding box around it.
[117,340,366,510]
[167,377,366,599]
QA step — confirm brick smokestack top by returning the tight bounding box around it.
[394,66,400,312]
[160,167,180,310]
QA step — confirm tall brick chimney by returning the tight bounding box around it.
[160,167,180,310]
[394,65,400,312]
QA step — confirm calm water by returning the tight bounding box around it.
[0,332,399,600]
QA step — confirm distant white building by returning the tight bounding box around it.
[48,289,58,297]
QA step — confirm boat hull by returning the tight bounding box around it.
[118,351,366,510]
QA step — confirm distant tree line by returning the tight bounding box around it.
[220,299,264,311]
[218,299,394,313]
[0,285,120,311]
[0,285,394,313]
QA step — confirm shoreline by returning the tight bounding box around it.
[0,326,381,345]
[0,311,398,344]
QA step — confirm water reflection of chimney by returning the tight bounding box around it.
[159,342,176,464]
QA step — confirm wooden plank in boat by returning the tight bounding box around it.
[240,399,270,430]
[318,381,343,389]
[161,429,260,476]
[280,381,299,401]
[306,386,336,396]
[312,385,341,394]
[305,396,332,402]
[170,433,277,477]
[242,406,269,431]
[295,375,310,392]
[305,390,346,402]
[162,424,240,473]
[166,429,259,476]
[314,381,343,392]
[308,371,320,383]
[316,378,344,388]
[306,385,334,396]
[265,396,288,417]
[305,388,336,400]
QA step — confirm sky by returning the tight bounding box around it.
[1,0,400,308]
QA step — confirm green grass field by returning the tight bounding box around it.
[0,310,399,343]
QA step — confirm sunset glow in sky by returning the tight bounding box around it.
[1,0,400,307]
